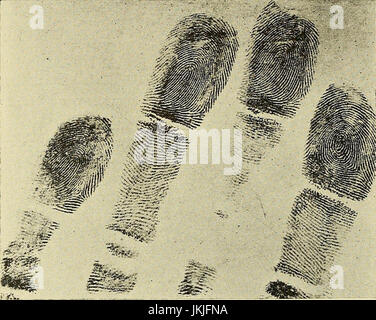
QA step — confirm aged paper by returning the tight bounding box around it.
[1,0,375,300]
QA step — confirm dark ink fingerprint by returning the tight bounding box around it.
[303,84,376,201]
[229,112,282,188]
[275,189,357,286]
[143,13,239,129]
[109,15,238,242]
[108,120,188,243]
[87,262,137,293]
[34,116,113,213]
[106,243,138,259]
[240,1,319,117]
[1,211,59,291]
[266,280,309,299]
[178,260,216,296]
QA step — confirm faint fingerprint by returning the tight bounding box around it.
[87,262,137,293]
[1,211,59,291]
[228,112,282,191]
[303,84,376,201]
[178,260,216,296]
[106,243,138,259]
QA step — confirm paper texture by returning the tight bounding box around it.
[1,0,375,299]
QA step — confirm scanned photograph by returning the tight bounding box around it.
[1,0,375,300]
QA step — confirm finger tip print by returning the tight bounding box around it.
[33,116,114,213]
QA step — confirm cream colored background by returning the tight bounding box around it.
[1,0,375,299]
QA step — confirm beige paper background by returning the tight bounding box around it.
[1,0,375,299]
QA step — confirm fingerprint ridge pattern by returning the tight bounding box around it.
[303,84,376,201]
[240,1,319,117]
[143,13,239,129]
[106,243,138,259]
[178,260,216,296]
[275,188,357,286]
[110,14,238,242]
[229,112,282,188]
[1,211,59,291]
[87,262,137,293]
[108,121,187,243]
[34,116,114,214]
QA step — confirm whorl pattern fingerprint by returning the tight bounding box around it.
[266,280,309,299]
[275,189,357,286]
[303,84,376,201]
[178,260,216,296]
[228,112,282,189]
[87,262,137,293]
[108,120,188,243]
[34,116,113,213]
[106,243,138,259]
[240,1,319,117]
[143,13,239,129]
[1,211,59,291]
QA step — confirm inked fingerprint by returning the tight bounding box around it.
[229,112,282,188]
[1,211,59,291]
[87,262,137,293]
[303,84,376,201]
[34,116,113,213]
[178,260,216,296]
[108,120,188,242]
[109,15,238,242]
[266,280,309,299]
[275,189,357,286]
[240,1,319,117]
[143,13,239,129]
[106,243,138,259]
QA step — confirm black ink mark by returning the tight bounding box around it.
[143,13,239,129]
[0,292,20,300]
[1,211,59,291]
[303,84,376,201]
[178,260,216,296]
[34,116,113,213]
[215,210,229,219]
[256,193,267,218]
[107,121,187,242]
[275,189,357,286]
[240,1,319,117]
[106,243,138,259]
[266,280,309,299]
[87,262,137,293]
